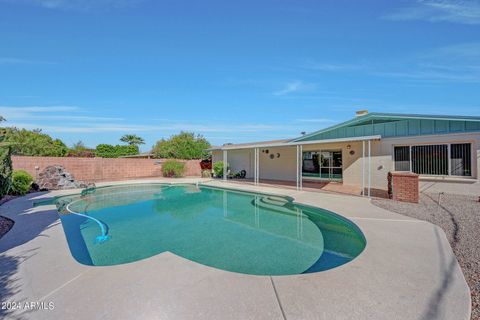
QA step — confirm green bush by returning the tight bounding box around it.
[95,144,139,158]
[213,161,228,178]
[9,170,33,196]
[162,160,186,178]
[0,145,13,199]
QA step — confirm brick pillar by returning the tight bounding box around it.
[390,172,419,203]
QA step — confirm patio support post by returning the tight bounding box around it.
[300,145,303,190]
[223,150,227,181]
[254,147,259,185]
[362,140,365,196]
[368,140,371,197]
[296,145,299,190]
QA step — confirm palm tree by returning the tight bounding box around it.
[120,134,145,146]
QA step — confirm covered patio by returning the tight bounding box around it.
[210,135,382,197]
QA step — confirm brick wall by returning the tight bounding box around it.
[12,156,202,182]
[390,172,419,203]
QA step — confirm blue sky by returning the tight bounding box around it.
[1,0,480,151]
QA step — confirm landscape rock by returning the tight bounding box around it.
[37,165,86,190]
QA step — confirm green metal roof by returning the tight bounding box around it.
[291,112,480,142]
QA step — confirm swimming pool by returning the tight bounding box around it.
[55,183,366,276]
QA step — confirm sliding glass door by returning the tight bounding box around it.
[302,150,342,181]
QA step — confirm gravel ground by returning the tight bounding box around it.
[0,195,16,239]
[0,215,14,239]
[372,192,480,320]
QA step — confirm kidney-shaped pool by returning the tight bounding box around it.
[53,183,366,276]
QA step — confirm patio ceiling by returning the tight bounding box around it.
[207,135,381,151]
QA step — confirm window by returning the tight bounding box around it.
[411,145,448,175]
[393,143,472,177]
[451,143,471,176]
[393,146,410,171]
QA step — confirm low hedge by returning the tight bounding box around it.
[9,170,33,196]
[162,160,186,178]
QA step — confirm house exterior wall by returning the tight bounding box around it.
[211,131,480,191]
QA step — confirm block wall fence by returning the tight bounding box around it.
[12,156,202,182]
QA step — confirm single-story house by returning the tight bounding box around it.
[208,111,480,195]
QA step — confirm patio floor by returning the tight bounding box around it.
[0,178,471,320]
[223,177,389,198]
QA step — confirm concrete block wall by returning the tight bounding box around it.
[12,156,202,182]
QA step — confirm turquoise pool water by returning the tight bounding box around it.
[56,184,366,275]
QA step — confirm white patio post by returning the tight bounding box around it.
[223,150,227,181]
[368,140,371,197]
[300,145,303,190]
[296,145,299,190]
[362,140,365,196]
[254,147,259,185]
[254,148,257,185]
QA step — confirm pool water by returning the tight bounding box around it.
[56,184,365,276]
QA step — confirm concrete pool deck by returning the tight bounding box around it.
[0,178,471,320]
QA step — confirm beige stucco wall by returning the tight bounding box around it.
[211,132,480,191]
[212,147,296,180]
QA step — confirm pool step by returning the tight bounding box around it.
[252,196,302,217]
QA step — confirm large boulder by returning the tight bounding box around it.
[37,165,87,190]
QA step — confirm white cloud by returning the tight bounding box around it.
[295,118,335,123]
[0,57,33,64]
[7,122,303,134]
[0,0,147,11]
[301,61,365,72]
[273,81,316,96]
[0,105,127,122]
[0,57,55,65]
[0,106,79,119]
[374,42,480,83]
[384,0,480,25]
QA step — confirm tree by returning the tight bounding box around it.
[152,132,211,160]
[0,116,13,198]
[120,134,145,146]
[71,140,87,151]
[1,127,68,157]
[68,140,95,158]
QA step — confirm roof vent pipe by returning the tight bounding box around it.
[356,110,368,117]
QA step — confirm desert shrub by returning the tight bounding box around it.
[201,169,212,178]
[152,132,211,160]
[95,144,139,158]
[9,170,33,196]
[162,160,186,178]
[213,161,228,178]
[67,149,96,157]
